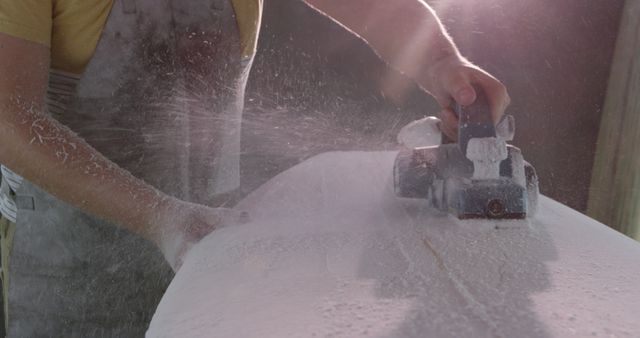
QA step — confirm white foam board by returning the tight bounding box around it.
[148,151,640,338]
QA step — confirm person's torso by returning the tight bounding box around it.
[1,0,263,222]
[68,0,253,205]
[63,0,262,206]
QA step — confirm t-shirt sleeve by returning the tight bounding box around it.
[50,0,113,74]
[0,1,53,46]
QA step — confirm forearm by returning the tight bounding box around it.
[0,99,168,241]
[304,0,461,80]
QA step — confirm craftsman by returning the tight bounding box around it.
[0,0,509,336]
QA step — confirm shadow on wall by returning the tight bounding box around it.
[243,0,624,212]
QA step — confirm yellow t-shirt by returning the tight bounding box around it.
[0,0,114,75]
[0,0,262,75]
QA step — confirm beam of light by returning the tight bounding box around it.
[378,0,469,104]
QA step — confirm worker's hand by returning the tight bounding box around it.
[151,198,250,271]
[415,55,511,140]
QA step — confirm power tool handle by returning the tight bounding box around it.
[454,85,497,155]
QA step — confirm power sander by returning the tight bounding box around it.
[393,87,539,220]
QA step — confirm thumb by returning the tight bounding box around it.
[184,207,250,242]
[442,70,476,107]
[452,84,476,106]
[214,208,251,229]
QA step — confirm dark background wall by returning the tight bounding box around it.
[241,0,625,213]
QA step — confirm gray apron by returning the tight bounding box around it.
[8,0,254,336]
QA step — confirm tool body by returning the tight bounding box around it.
[394,89,539,219]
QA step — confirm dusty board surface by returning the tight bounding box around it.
[147,152,640,338]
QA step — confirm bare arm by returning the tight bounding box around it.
[304,1,458,82]
[0,34,238,269]
[0,33,169,238]
[303,0,510,138]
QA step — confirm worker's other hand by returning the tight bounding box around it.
[415,55,510,140]
[151,198,250,271]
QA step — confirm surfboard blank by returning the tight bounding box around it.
[148,152,640,338]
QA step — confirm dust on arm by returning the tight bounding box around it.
[0,33,169,243]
